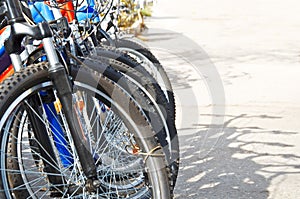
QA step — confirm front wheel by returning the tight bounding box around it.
[0,62,172,198]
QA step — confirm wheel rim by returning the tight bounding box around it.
[0,80,163,198]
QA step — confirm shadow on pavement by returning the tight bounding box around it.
[141,27,300,199]
[174,113,300,199]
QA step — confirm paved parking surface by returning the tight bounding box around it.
[142,0,300,198]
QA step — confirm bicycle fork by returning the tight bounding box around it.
[2,0,100,191]
[43,36,100,190]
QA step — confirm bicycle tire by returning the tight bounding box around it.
[0,62,172,198]
[115,37,176,119]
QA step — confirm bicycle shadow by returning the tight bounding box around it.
[174,113,300,199]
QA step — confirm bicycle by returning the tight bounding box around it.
[0,0,173,197]
[26,0,179,188]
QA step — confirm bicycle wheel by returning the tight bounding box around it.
[26,45,179,189]
[0,62,171,198]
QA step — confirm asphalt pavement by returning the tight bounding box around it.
[141,0,300,198]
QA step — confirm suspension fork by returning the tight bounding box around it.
[44,37,99,185]
[2,0,99,189]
